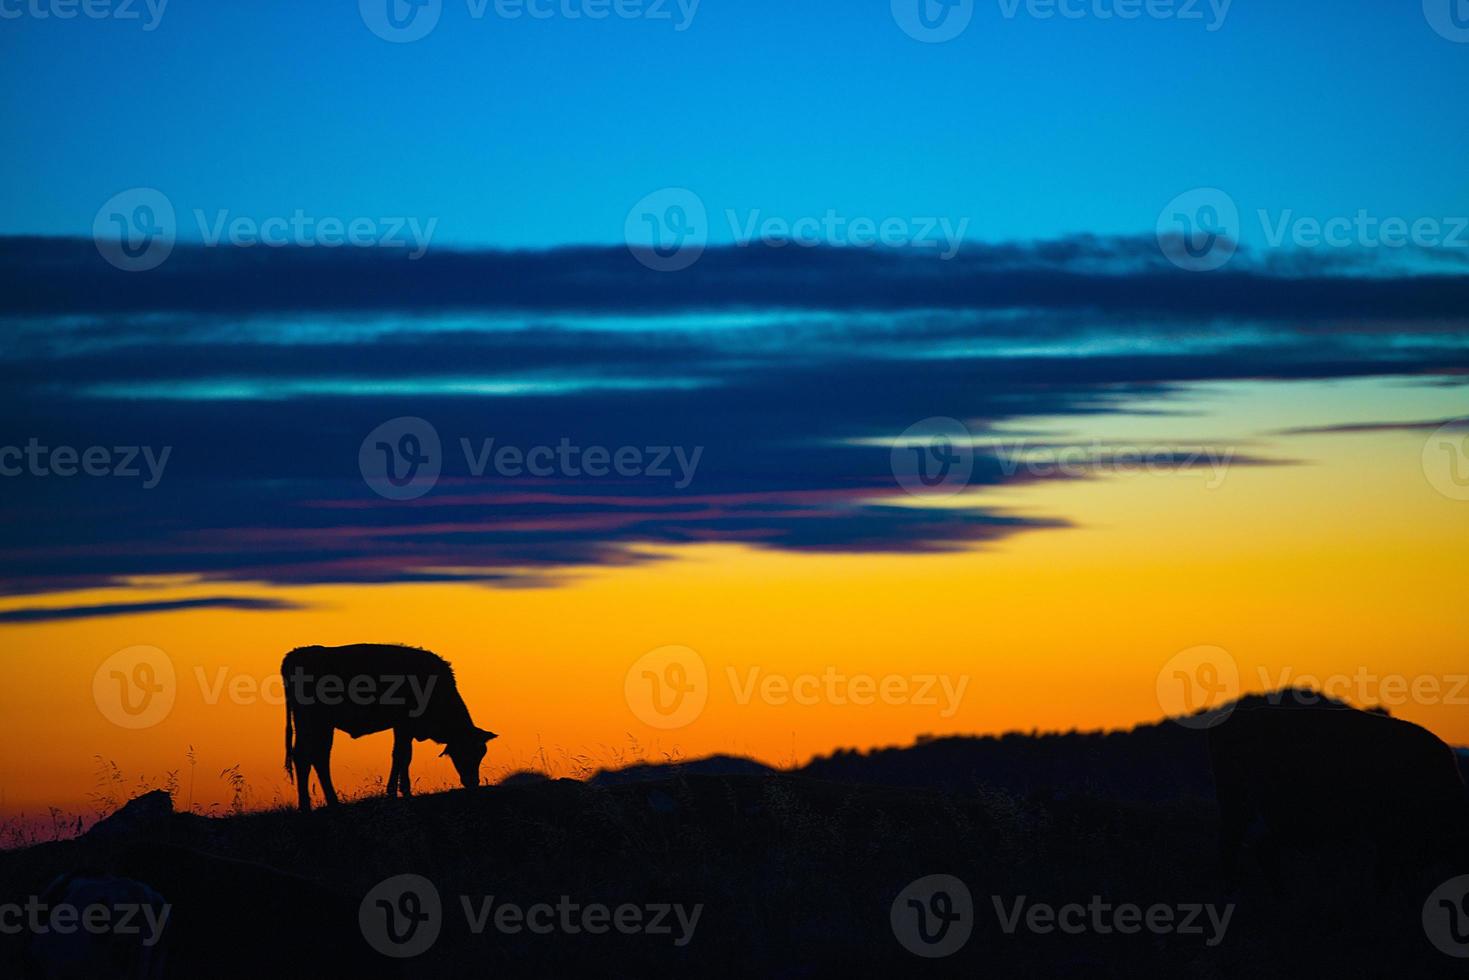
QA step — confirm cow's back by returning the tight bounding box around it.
[281,643,457,738]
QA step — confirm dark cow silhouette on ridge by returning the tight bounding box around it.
[1209,702,1469,892]
[283,644,496,812]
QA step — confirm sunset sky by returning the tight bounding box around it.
[2,0,1467,819]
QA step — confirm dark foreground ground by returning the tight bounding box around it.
[3,699,1467,978]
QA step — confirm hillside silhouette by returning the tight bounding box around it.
[3,690,1467,978]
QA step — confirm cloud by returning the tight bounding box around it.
[0,236,1465,600]
[1273,417,1469,436]
[0,596,305,624]
[5,235,1469,320]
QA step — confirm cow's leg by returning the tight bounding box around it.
[315,727,340,807]
[293,724,321,812]
[391,728,414,798]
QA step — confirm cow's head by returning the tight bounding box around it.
[441,727,497,788]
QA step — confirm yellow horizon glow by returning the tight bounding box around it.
[1,378,1465,819]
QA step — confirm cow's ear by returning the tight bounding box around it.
[478,728,497,743]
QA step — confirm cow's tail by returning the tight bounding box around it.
[284,701,296,785]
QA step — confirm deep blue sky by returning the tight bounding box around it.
[2,0,1467,248]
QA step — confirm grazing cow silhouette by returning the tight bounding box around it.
[1208,704,1469,892]
[282,644,496,812]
